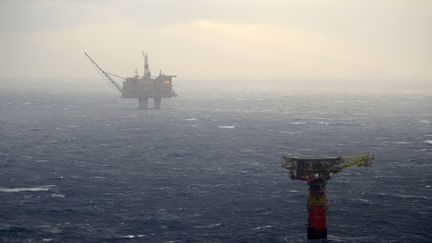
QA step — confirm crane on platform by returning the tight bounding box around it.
[281,154,373,240]
[84,51,123,93]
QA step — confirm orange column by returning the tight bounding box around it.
[307,180,327,239]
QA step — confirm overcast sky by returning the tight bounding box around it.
[0,0,431,83]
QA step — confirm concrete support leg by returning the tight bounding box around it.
[138,97,148,110]
[154,97,162,110]
[307,180,327,240]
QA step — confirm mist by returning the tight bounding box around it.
[0,1,431,242]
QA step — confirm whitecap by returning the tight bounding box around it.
[381,141,414,144]
[120,234,145,239]
[0,185,55,192]
[393,141,414,144]
[240,149,256,153]
[396,194,427,199]
[218,125,235,129]
[351,198,370,203]
[419,120,431,124]
[194,223,222,229]
[424,140,432,145]
[184,118,197,121]
[51,193,65,198]
[289,122,306,125]
[253,225,272,230]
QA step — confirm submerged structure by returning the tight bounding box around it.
[281,155,372,240]
[85,51,176,109]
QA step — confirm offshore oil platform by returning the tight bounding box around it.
[85,51,176,109]
[281,154,373,240]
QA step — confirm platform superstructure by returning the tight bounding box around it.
[85,51,176,109]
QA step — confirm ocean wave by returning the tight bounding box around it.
[253,225,273,230]
[376,192,428,200]
[289,122,306,125]
[381,141,415,144]
[194,223,222,229]
[218,125,235,129]
[0,185,55,192]
[118,234,146,239]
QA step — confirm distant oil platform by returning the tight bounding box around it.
[281,154,373,240]
[85,51,176,109]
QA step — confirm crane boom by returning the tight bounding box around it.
[330,154,372,174]
[84,51,123,93]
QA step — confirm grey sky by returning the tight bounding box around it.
[0,0,431,82]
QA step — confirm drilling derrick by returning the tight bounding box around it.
[85,51,176,109]
[143,51,151,79]
[281,155,372,240]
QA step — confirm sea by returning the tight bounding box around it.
[0,80,431,242]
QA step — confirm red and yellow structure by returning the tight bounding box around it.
[281,155,372,240]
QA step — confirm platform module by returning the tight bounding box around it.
[281,155,373,240]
